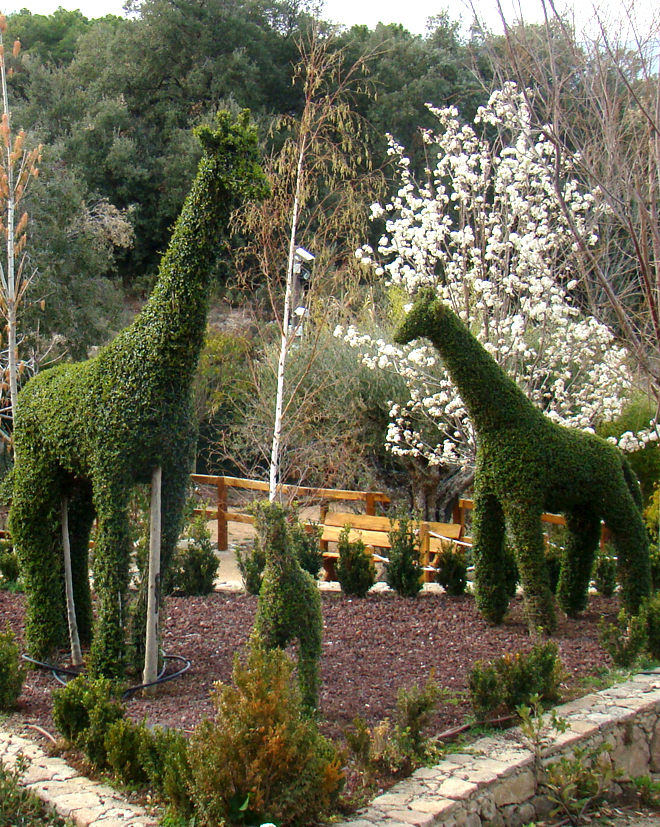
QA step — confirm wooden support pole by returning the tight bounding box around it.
[143,466,162,695]
[61,497,83,667]
[217,477,228,551]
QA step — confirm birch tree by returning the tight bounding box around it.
[232,29,384,498]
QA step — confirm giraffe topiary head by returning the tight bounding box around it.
[393,287,445,346]
[252,501,292,567]
[194,110,270,203]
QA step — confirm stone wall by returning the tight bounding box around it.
[340,669,660,827]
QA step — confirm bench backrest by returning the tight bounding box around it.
[323,511,462,541]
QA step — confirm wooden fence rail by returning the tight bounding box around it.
[452,498,609,547]
[190,474,391,551]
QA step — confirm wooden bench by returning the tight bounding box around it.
[318,511,463,582]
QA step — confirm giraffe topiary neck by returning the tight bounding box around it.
[426,306,543,435]
[129,155,234,381]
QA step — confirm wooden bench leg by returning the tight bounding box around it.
[323,556,337,581]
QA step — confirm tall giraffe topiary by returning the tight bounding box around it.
[9,111,268,677]
[394,289,651,632]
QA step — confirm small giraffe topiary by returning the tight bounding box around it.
[394,289,651,631]
[9,111,268,677]
[250,502,323,711]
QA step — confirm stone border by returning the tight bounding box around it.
[4,669,660,827]
[340,669,660,827]
[0,729,157,826]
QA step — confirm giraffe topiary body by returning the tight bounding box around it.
[395,289,651,631]
[9,112,268,676]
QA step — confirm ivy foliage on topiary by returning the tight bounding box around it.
[250,502,323,711]
[394,289,651,632]
[9,111,268,677]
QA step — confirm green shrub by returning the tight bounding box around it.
[0,755,67,826]
[236,540,266,595]
[599,608,648,668]
[394,674,442,759]
[593,546,617,597]
[650,545,660,592]
[0,542,20,584]
[105,717,149,785]
[434,542,468,596]
[545,543,563,594]
[336,526,376,598]
[166,514,219,596]
[386,513,422,597]
[643,593,660,661]
[139,725,194,818]
[0,628,25,710]
[187,645,343,827]
[52,675,125,766]
[289,520,323,579]
[468,639,563,719]
[346,674,443,779]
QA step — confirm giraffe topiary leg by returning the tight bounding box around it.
[472,492,510,625]
[605,494,651,617]
[297,580,323,712]
[505,503,557,633]
[556,510,601,618]
[9,458,68,660]
[89,473,132,679]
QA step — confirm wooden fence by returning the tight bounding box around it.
[190,474,391,551]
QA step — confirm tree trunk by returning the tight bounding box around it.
[269,142,305,501]
[61,497,83,667]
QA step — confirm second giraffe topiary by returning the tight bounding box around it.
[394,289,651,631]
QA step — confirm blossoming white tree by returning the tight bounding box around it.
[337,85,636,505]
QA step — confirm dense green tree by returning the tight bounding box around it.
[339,16,485,172]
[5,8,97,67]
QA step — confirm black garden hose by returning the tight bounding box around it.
[22,653,191,696]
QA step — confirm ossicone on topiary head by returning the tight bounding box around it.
[393,287,444,346]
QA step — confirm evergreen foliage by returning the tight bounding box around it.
[9,111,268,676]
[0,628,25,710]
[592,547,617,597]
[250,502,323,711]
[187,645,343,827]
[0,756,67,826]
[386,512,422,597]
[394,290,651,631]
[335,526,377,598]
[468,639,562,719]
[165,513,219,596]
[52,675,126,766]
[236,540,266,595]
[434,543,468,596]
